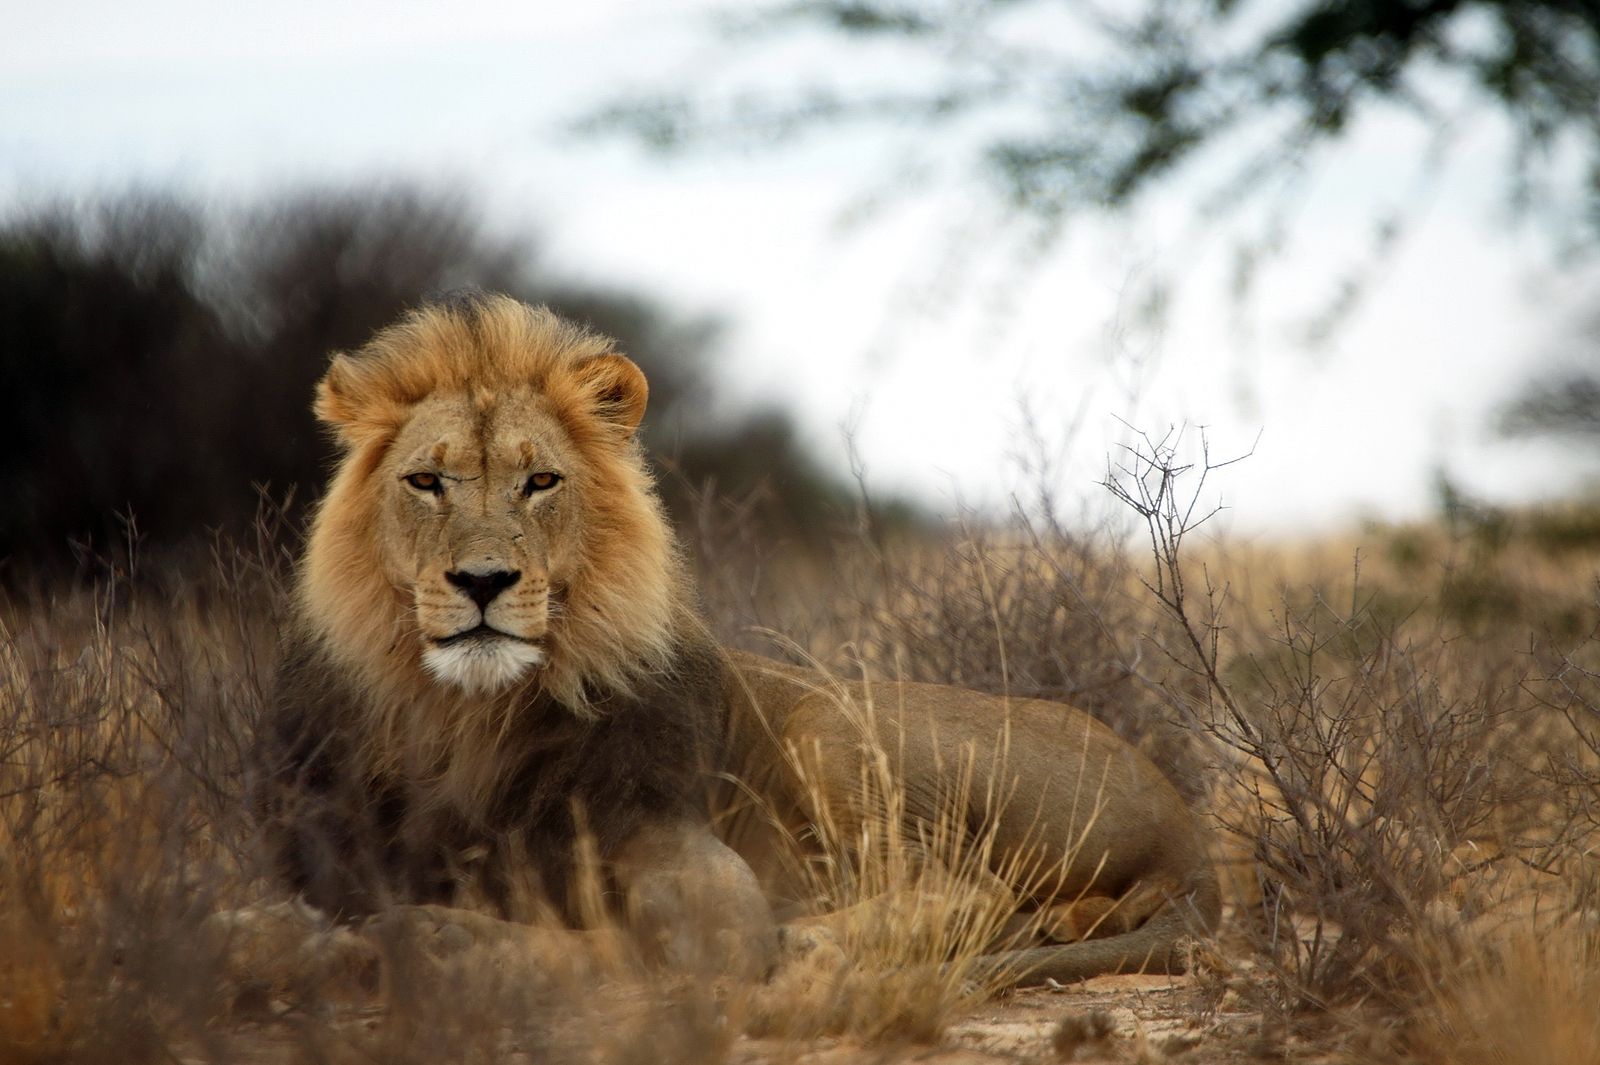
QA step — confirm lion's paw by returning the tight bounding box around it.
[203,901,379,1012]
[362,903,516,960]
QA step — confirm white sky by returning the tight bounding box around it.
[4,0,1596,534]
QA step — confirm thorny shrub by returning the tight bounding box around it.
[1103,425,1600,1051]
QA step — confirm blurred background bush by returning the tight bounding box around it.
[0,187,903,580]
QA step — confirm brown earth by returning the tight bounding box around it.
[186,968,1302,1065]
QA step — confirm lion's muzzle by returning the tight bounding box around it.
[420,563,550,693]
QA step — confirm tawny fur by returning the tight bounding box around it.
[266,294,1221,986]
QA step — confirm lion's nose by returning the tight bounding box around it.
[445,567,522,610]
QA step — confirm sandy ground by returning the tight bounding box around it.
[201,971,1306,1065]
[183,905,1319,1065]
[734,973,1275,1065]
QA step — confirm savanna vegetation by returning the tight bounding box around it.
[3,189,1599,1063]
[3,407,1599,1062]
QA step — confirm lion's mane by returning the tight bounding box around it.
[301,298,691,716]
[263,297,726,917]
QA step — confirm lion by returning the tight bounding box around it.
[259,293,1220,988]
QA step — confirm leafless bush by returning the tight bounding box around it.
[1526,641,1600,850]
[1103,425,1588,1031]
[0,558,272,1060]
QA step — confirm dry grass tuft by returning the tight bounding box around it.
[737,662,1053,1044]
[1416,923,1600,1065]
[0,584,264,1063]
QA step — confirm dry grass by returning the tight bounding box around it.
[739,663,1053,1043]
[3,470,1600,1061]
[1414,922,1600,1065]
[0,529,1056,1061]
[0,579,267,1063]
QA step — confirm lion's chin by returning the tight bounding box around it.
[422,637,546,694]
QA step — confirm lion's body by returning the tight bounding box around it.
[260,294,1219,987]
[716,652,1219,981]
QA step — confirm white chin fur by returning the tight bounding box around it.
[422,639,546,694]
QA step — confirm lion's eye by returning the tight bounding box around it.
[404,472,443,494]
[523,471,562,497]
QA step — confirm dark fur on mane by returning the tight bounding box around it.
[258,629,727,921]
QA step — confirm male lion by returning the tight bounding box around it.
[260,294,1219,987]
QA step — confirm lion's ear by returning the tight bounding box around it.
[314,354,388,449]
[573,353,648,435]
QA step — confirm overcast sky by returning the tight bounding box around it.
[5,0,1596,534]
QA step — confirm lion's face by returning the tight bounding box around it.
[300,298,685,714]
[379,388,583,693]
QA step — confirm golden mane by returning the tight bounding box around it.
[297,296,695,740]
